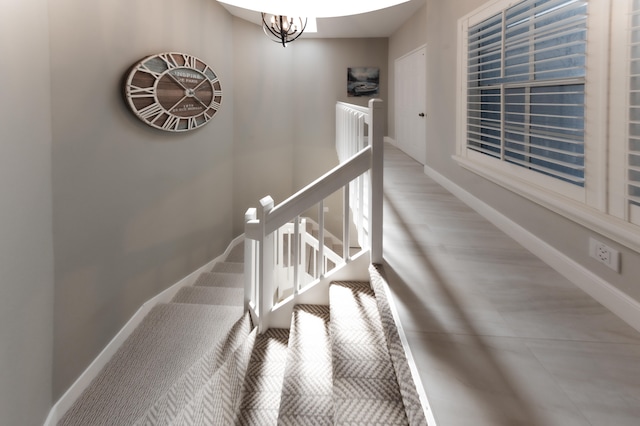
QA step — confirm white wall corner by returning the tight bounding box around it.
[424,165,640,334]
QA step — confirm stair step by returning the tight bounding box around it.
[194,271,244,288]
[330,281,409,425]
[132,312,253,425]
[225,243,245,263]
[369,265,429,426]
[166,327,257,425]
[236,328,289,425]
[278,304,333,425]
[212,261,244,274]
[59,303,244,426]
[171,286,243,307]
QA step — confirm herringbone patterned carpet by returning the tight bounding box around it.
[330,281,409,425]
[58,241,427,425]
[236,328,290,425]
[278,305,333,425]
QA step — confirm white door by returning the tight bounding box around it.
[395,46,427,164]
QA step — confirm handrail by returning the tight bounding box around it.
[245,98,384,333]
[265,147,371,235]
[336,101,370,117]
[336,102,370,163]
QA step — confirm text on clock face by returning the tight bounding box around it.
[173,104,202,113]
[170,70,204,81]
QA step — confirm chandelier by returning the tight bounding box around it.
[261,13,307,47]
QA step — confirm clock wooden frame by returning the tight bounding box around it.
[124,52,222,132]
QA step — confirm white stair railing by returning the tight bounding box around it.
[245,99,384,333]
[336,101,369,163]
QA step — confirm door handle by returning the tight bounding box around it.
[418,112,425,117]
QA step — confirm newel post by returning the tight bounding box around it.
[369,98,384,263]
[244,208,257,314]
[257,196,275,333]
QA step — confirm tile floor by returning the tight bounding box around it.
[381,144,640,426]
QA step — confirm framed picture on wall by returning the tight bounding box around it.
[347,67,379,97]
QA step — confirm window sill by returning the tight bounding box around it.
[452,154,640,254]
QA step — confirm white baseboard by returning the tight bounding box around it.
[424,165,640,334]
[384,136,398,147]
[43,235,244,426]
[372,266,438,426]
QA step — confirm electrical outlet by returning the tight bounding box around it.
[589,237,620,272]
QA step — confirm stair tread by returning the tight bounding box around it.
[194,271,244,288]
[133,312,253,425]
[134,319,257,426]
[212,261,244,274]
[171,285,243,306]
[59,303,243,426]
[225,243,245,263]
[278,305,333,424]
[334,398,408,424]
[167,327,257,426]
[330,281,409,425]
[369,265,430,426]
[237,329,289,424]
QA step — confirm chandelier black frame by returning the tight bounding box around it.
[261,13,307,47]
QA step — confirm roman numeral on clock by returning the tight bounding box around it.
[128,85,155,98]
[162,115,181,131]
[137,102,164,122]
[125,53,222,132]
[181,54,198,69]
[160,53,179,69]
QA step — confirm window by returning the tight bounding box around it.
[628,0,640,224]
[466,0,587,188]
[458,0,640,253]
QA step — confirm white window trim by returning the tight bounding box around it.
[609,0,640,227]
[454,0,640,254]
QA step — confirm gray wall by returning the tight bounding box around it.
[232,22,388,237]
[388,3,427,139]
[232,18,296,233]
[390,0,640,306]
[49,0,236,397]
[0,0,55,424]
[47,4,389,400]
[292,38,389,237]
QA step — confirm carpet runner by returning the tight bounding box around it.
[278,305,333,425]
[235,328,289,425]
[330,281,408,425]
[58,240,427,425]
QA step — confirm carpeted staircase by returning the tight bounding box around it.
[59,243,427,425]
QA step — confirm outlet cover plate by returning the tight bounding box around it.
[589,237,620,273]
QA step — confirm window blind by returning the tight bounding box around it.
[629,0,640,210]
[467,0,587,186]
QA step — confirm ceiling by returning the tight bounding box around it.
[219,0,426,39]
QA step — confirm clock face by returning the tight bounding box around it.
[124,52,223,132]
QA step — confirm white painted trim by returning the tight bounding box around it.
[609,0,634,221]
[374,268,438,426]
[384,136,398,147]
[453,155,640,254]
[424,164,640,334]
[266,249,371,329]
[396,43,427,62]
[43,235,245,426]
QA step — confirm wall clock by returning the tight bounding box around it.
[124,52,222,132]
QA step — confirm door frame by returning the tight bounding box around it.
[394,44,427,164]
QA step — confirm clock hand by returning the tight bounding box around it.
[189,93,209,109]
[166,72,190,91]
[166,95,190,113]
[166,72,210,108]
[188,80,215,107]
